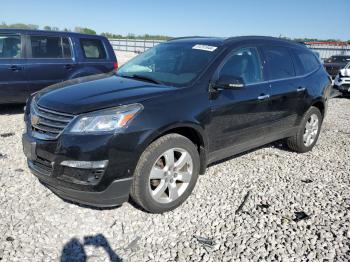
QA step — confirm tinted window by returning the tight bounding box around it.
[80,38,106,59]
[30,36,72,58]
[218,47,263,84]
[293,49,320,74]
[0,35,21,59]
[263,46,295,80]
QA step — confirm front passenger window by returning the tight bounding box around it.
[218,47,263,85]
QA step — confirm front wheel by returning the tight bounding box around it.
[130,134,200,213]
[286,106,323,153]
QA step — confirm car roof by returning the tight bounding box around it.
[0,28,105,38]
[168,35,307,49]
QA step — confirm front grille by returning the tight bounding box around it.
[30,102,75,140]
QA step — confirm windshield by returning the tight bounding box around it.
[117,42,220,86]
[327,56,350,63]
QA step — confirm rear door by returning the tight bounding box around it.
[25,34,74,94]
[290,48,322,116]
[0,33,27,103]
[261,45,301,134]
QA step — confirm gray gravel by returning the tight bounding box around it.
[0,97,349,261]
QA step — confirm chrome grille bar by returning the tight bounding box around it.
[30,102,75,140]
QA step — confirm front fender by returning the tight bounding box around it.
[130,121,209,175]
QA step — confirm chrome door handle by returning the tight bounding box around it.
[257,94,270,100]
[297,87,306,92]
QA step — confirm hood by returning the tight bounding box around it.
[35,73,176,114]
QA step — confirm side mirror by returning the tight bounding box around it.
[215,75,245,89]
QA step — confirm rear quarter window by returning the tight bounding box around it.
[293,49,320,75]
[80,38,106,59]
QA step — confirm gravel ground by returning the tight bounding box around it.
[0,97,349,262]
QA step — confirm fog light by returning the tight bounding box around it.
[60,160,108,169]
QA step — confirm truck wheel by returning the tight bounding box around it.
[130,134,200,213]
[287,106,322,153]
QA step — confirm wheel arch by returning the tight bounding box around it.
[311,99,325,118]
[142,123,208,175]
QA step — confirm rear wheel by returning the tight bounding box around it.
[130,134,200,213]
[287,106,322,153]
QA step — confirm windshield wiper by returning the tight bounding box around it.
[118,73,163,85]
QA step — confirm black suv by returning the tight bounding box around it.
[0,29,117,104]
[22,36,332,213]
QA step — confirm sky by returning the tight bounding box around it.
[2,0,349,40]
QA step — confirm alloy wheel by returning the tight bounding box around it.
[303,113,319,147]
[149,148,193,204]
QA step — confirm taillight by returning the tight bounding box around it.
[113,61,118,71]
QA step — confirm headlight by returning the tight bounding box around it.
[69,103,143,134]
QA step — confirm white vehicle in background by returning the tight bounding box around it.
[334,62,350,94]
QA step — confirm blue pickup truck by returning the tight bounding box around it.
[0,29,117,104]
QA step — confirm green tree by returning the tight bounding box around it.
[0,22,39,30]
[43,26,52,30]
[74,27,96,35]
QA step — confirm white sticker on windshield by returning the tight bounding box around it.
[192,44,217,52]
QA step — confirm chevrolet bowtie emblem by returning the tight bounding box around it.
[31,114,40,126]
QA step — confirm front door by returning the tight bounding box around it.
[0,33,27,103]
[25,35,74,94]
[208,47,271,161]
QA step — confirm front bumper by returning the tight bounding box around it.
[22,125,144,207]
[29,159,132,207]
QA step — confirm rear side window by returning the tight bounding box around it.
[263,46,295,80]
[30,36,72,58]
[0,35,21,59]
[293,49,320,74]
[80,38,106,59]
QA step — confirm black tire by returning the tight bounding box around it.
[130,134,200,213]
[286,106,323,153]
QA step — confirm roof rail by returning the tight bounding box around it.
[167,36,212,41]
